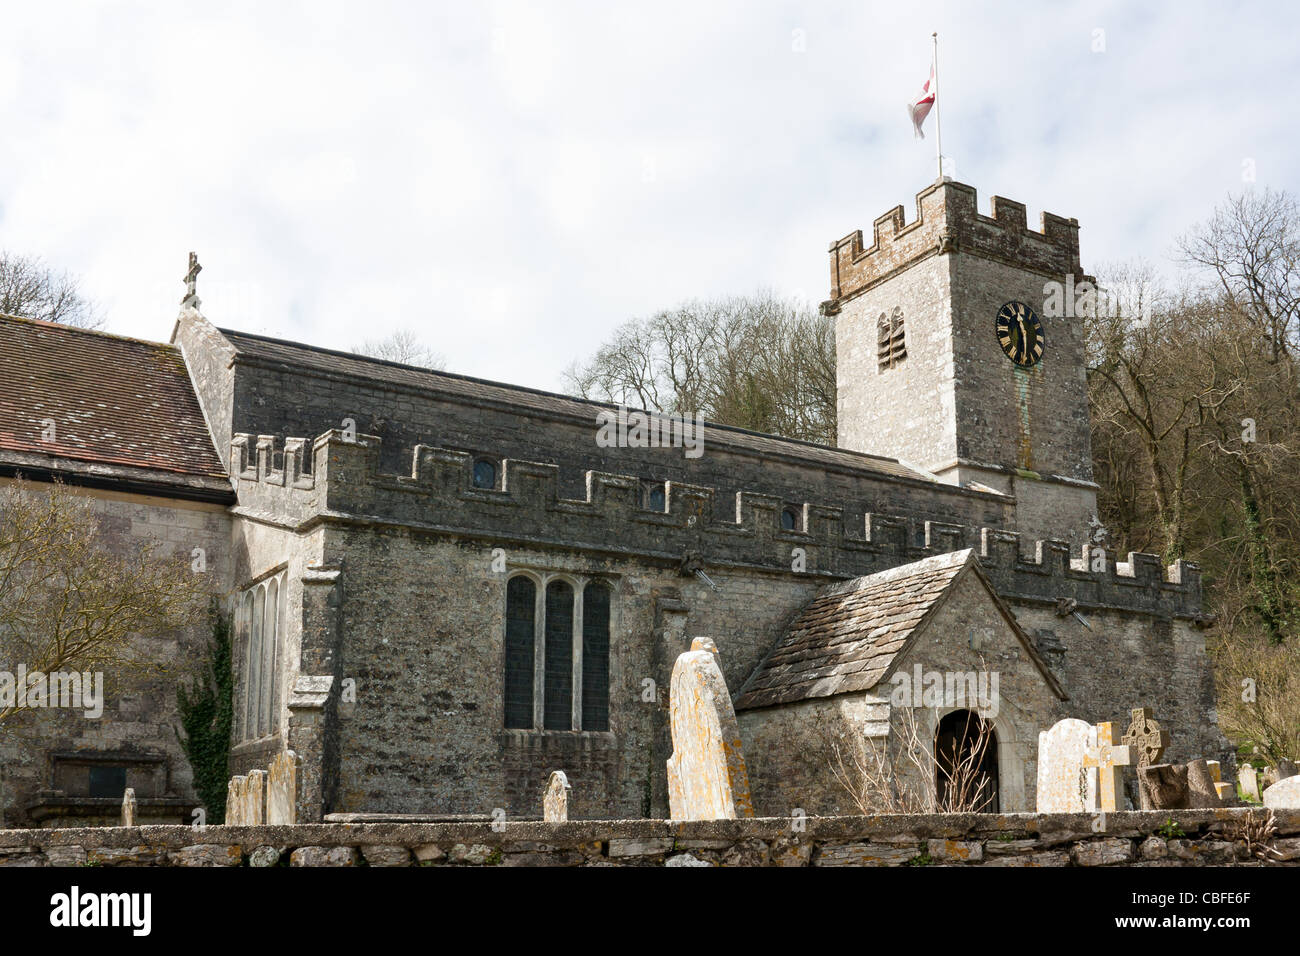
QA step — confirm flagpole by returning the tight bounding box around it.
[933,31,943,181]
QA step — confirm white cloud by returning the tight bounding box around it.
[0,0,1295,391]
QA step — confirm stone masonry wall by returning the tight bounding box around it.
[221,431,1221,820]
[0,480,231,828]
[1,809,1297,866]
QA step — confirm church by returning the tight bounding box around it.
[0,179,1228,826]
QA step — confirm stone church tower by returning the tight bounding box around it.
[823,180,1098,547]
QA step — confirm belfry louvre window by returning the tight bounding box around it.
[503,572,611,732]
[877,307,906,370]
[235,571,287,742]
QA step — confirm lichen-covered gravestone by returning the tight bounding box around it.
[267,750,299,825]
[1263,775,1300,810]
[1238,765,1261,802]
[244,769,267,825]
[666,637,754,821]
[121,788,136,827]
[1120,707,1169,769]
[1081,722,1132,812]
[1140,757,1222,810]
[226,775,247,825]
[1036,718,1097,812]
[543,770,571,823]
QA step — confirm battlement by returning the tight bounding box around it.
[824,180,1083,310]
[230,432,1202,618]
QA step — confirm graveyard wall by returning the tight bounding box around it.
[1,809,1297,866]
[0,479,230,828]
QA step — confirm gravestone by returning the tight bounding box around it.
[226,775,247,825]
[244,769,267,825]
[1206,760,1235,803]
[1138,763,1188,810]
[1280,758,1299,780]
[267,750,299,825]
[121,788,136,827]
[1238,765,1261,802]
[1082,722,1132,812]
[666,637,754,821]
[1036,718,1097,812]
[1186,759,1222,808]
[1142,759,1222,810]
[543,770,571,823]
[1263,775,1300,810]
[1120,707,1169,769]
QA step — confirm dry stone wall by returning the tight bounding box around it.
[1,809,1297,866]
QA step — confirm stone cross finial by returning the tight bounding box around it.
[1120,707,1169,769]
[181,251,202,308]
[1082,721,1132,812]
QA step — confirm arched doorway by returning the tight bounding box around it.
[935,710,999,812]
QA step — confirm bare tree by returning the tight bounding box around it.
[564,291,836,445]
[0,251,103,329]
[351,329,446,370]
[0,479,211,724]
[1179,188,1300,364]
[826,706,996,814]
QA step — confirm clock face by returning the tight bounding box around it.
[995,301,1044,367]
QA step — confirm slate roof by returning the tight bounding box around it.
[734,549,1064,710]
[0,314,232,499]
[217,327,929,482]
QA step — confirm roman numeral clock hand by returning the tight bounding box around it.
[996,301,1043,367]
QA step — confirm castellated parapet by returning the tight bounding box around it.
[823,180,1084,312]
[231,431,1203,619]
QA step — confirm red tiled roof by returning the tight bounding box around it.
[0,314,228,489]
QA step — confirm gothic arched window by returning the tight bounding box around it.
[581,582,611,732]
[878,307,906,370]
[503,575,536,729]
[543,580,575,730]
[502,572,613,732]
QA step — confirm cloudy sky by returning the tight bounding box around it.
[1,1,1295,391]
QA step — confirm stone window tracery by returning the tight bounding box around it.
[503,571,611,732]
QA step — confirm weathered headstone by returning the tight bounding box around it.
[244,769,267,825]
[1186,758,1222,808]
[1263,775,1300,810]
[666,637,754,821]
[1036,718,1097,812]
[267,750,299,825]
[1205,760,1235,802]
[226,775,247,825]
[1238,765,1261,802]
[1279,758,1299,780]
[543,770,571,823]
[1139,758,1222,810]
[1139,763,1189,810]
[1082,722,1132,812]
[1120,707,1169,769]
[121,788,137,827]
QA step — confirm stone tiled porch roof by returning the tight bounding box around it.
[734,549,1065,710]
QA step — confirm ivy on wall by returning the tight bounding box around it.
[175,605,234,824]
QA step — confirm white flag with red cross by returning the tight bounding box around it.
[909,64,936,139]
